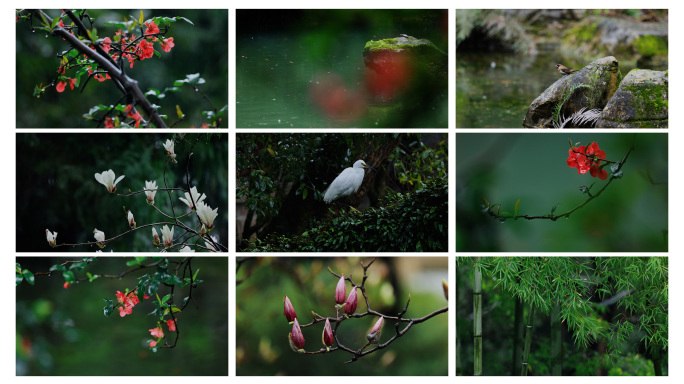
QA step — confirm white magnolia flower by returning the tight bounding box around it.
[145,180,158,204]
[161,225,174,248]
[127,210,136,228]
[179,186,206,210]
[204,235,219,252]
[93,229,106,248]
[152,227,160,246]
[94,169,125,193]
[163,139,177,163]
[179,245,195,253]
[45,229,57,247]
[196,201,218,229]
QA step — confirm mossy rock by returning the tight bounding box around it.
[595,69,668,128]
[522,56,619,128]
[363,35,447,80]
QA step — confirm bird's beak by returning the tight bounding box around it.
[364,163,377,172]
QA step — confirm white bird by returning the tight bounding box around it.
[323,160,376,204]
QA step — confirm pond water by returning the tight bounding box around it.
[456,52,639,128]
[236,33,370,128]
[236,13,448,128]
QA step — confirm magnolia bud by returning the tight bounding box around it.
[367,316,384,344]
[442,280,448,300]
[289,318,305,351]
[283,295,297,323]
[322,318,334,349]
[344,287,358,315]
[335,274,346,305]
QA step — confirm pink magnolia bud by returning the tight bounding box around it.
[322,318,334,348]
[283,295,297,323]
[344,287,358,315]
[335,274,346,304]
[289,318,305,351]
[367,316,384,344]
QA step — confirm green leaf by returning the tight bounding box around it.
[176,16,194,25]
[161,294,172,305]
[63,270,75,284]
[49,264,66,272]
[163,275,185,286]
[514,199,520,218]
[22,269,35,285]
[16,274,24,286]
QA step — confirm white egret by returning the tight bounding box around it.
[323,160,376,204]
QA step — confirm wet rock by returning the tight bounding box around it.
[523,56,619,128]
[595,69,668,128]
[363,35,447,80]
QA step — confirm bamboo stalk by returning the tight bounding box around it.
[550,304,562,375]
[510,298,523,375]
[473,257,482,376]
[520,301,535,376]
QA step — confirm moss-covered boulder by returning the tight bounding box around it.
[522,56,619,128]
[595,69,668,128]
[363,35,447,79]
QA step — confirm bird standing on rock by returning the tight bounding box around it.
[556,64,578,75]
[323,160,376,204]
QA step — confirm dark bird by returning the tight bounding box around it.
[556,64,578,75]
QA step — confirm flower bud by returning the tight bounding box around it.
[63,282,71,289]
[45,229,57,247]
[152,227,160,246]
[127,210,136,228]
[367,316,384,344]
[283,295,297,323]
[335,274,346,305]
[344,287,358,315]
[289,318,305,351]
[442,280,448,300]
[322,318,334,349]
[93,229,106,248]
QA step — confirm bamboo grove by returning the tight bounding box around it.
[456,257,668,376]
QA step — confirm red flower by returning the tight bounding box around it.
[137,40,155,60]
[149,326,165,338]
[161,37,175,53]
[166,318,177,332]
[335,274,346,304]
[68,78,77,90]
[56,81,66,93]
[104,117,115,128]
[567,142,607,180]
[149,340,157,347]
[101,37,112,53]
[63,282,71,289]
[145,21,160,36]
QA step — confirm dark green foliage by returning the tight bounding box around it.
[244,178,447,252]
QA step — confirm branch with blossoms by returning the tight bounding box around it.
[17,9,226,128]
[482,139,633,222]
[17,257,203,352]
[45,134,226,252]
[283,258,448,364]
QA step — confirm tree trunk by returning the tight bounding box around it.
[520,301,535,376]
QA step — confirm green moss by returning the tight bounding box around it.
[565,24,598,43]
[364,37,432,52]
[634,35,668,57]
[622,83,668,123]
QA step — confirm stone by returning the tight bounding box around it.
[522,56,620,128]
[595,69,668,128]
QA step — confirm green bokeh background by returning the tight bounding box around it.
[236,257,448,375]
[16,133,228,252]
[456,133,667,252]
[16,9,228,128]
[16,257,228,375]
